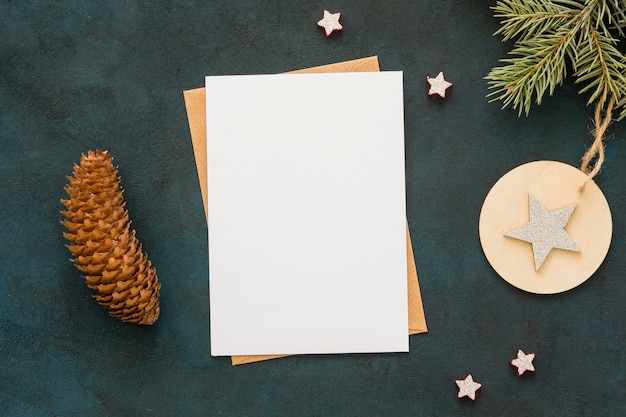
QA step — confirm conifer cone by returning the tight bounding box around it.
[60,150,161,325]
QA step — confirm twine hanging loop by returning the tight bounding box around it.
[579,95,615,190]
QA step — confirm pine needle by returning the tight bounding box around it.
[486,0,626,120]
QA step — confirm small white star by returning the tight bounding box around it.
[317,10,343,37]
[510,349,536,376]
[455,374,482,400]
[505,194,580,271]
[426,72,452,98]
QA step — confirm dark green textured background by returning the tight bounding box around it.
[1,1,626,416]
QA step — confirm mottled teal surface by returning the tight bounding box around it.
[1,1,626,416]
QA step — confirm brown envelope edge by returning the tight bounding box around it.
[183,56,427,366]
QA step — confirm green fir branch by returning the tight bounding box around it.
[597,0,626,36]
[486,33,570,115]
[492,0,578,42]
[574,24,626,106]
[486,0,626,120]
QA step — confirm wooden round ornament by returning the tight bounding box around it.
[479,160,612,294]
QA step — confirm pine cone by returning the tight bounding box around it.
[61,150,161,325]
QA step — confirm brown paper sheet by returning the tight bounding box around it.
[183,56,427,365]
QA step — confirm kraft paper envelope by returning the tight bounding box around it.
[183,56,427,365]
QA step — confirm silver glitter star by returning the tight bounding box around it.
[317,10,343,37]
[455,374,482,400]
[426,72,452,98]
[510,349,535,376]
[505,194,580,271]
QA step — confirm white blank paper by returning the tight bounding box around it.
[206,71,408,356]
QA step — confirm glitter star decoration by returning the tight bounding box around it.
[317,10,343,37]
[510,349,536,376]
[505,194,580,271]
[455,374,482,400]
[426,72,452,98]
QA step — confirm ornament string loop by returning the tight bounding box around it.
[580,95,615,190]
